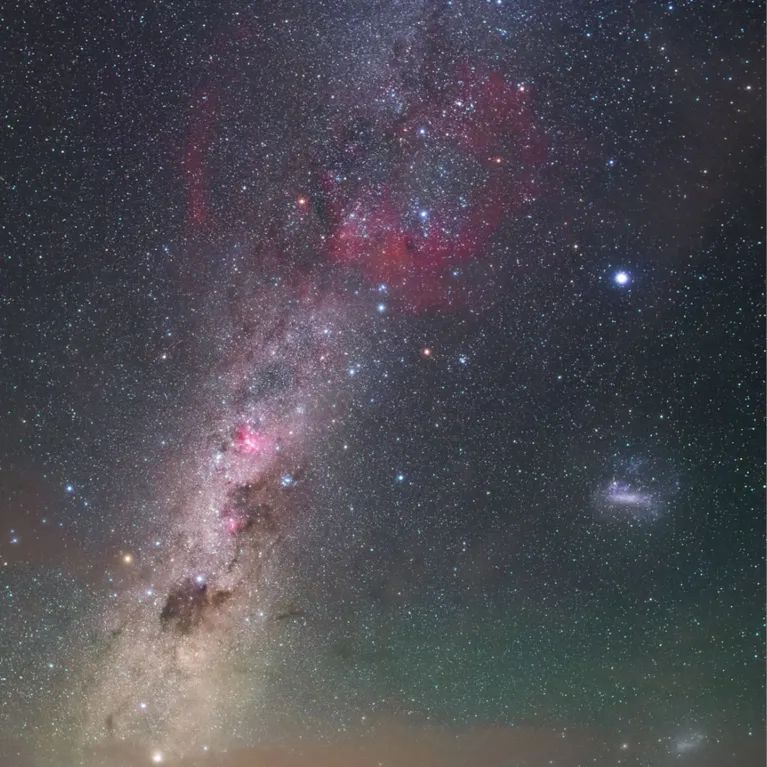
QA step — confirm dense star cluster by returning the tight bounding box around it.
[0,1,764,766]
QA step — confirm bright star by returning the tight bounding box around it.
[614,271,629,285]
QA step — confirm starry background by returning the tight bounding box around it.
[0,1,764,766]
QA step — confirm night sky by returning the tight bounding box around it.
[1,2,764,766]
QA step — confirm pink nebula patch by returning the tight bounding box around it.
[234,425,270,455]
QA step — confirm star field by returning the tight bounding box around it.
[0,1,764,766]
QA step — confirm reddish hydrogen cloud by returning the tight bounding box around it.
[233,425,271,455]
[182,17,267,232]
[321,65,544,307]
[182,47,544,308]
[183,87,220,231]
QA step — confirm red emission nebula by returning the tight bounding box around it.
[184,58,545,309]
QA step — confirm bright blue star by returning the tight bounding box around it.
[614,271,630,286]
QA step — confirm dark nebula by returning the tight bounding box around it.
[160,579,213,636]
